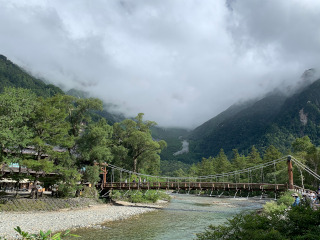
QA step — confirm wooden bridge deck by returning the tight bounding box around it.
[102,182,290,191]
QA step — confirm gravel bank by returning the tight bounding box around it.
[0,202,165,239]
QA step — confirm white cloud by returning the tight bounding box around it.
[1,0,320,128]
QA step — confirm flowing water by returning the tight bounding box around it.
[71,194,266,240]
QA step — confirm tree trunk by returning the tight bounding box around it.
[37,150,41,160]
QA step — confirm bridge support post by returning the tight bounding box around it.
[287,155,294,189]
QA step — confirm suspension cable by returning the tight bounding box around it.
[291,158,320,181]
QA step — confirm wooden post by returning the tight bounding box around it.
[287,155,294,189]
[101,165,108,188]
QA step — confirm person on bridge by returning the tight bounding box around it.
[309,192,316,204]
[292,193,300,207]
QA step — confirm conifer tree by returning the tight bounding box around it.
[215,149,231,174]
[263,145,282,183]
[247,146,262,167]
[232,149,246,170]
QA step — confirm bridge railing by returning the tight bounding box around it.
[103,181,287,191]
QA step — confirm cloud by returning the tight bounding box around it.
[0,0,320,128]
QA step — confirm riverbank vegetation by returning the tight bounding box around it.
[111,190,170,203]
[197,191,320,240]
[0,197,100,212]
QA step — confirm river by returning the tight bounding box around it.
[71,194,267,240]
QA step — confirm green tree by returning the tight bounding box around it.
[247,146,262,167]
[0,88,38,193]
[76,118,113,167]
[232,149,246,170]
[173,168,186,178]
[188,163,199,177]
[215,149,232,174]
[66,97,103,138]
[83,165,101,186]
[292,136,320,188]
[263,145,283,183]
[198,157,215,176]
[24,95,70,197]
[292,136,313,154]
[112,113,166,174]
[28,95,70,161]
[0,88,37,165]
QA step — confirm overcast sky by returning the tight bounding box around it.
[1,0,320,128]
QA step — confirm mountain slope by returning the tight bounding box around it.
[189,99,256,140]
[0,55,63,96]
[0,54,125,125]
[188,91,287,158]
[260,79,320,149]
[187,78,320,159]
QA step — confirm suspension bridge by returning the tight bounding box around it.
[99,156,320,194]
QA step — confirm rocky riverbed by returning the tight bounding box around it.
[0,201,166,239]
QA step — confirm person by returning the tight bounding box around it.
[52,184,58,197]
[36,184,43,197]
[309,192,316,206]
[301,192,307,203]
[292,193,300,207]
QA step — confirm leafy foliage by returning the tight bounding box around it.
[111,190,170,203]
[197,201,320,240]
[0,86,166,196]
[112,113,166,174]
[12,226,79,240]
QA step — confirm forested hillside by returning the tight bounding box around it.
[0,55,63,96]
[188,79,320,159]
[260,79,320,149]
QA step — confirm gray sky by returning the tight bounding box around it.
[1,0,320,128]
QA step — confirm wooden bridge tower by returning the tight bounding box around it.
[287,155,294,189]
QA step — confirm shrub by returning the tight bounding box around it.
[197,192,320,240]
[129,191,145,203]
[144,191,159,203]
[57,184,76,198]
[276,191,295,207]
[111,190,123,200]
[110,190,170,203]
[81,186,98,199]
[263,201,287,214]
